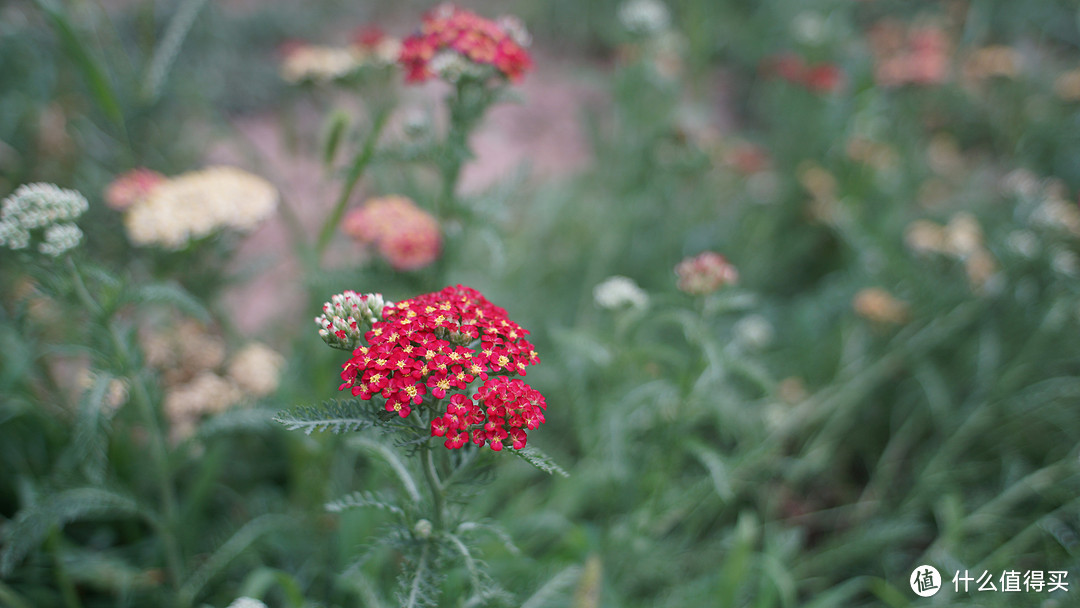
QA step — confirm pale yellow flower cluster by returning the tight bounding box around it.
[141,319,285,443]
[905,212,998,291]
[853,287,910,325]
[280,37,401,84]
[123,166,277,249]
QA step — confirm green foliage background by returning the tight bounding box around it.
[2,0,1080,606]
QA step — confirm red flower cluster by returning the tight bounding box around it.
[399,4,532,83]
[339,285,545,450]
[763,53,845,94]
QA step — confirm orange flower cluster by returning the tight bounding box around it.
[343,196,441,271]
[399,4,532,83]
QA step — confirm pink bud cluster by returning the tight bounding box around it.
[675,251,739,295]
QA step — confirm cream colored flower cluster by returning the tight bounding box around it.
[123,166,277,249]
[905,212,998,292]
[280,36,401,84]
[141,319,285,443]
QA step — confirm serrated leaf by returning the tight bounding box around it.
[178,514,290,607]
[397,543,439,608]
[273,399,377,435]
[1,487,151,576]
[512,446,569,477]
[520,565,582,608]
[325,491,404,517]
[196,407,275,440]
[59,371,118,484]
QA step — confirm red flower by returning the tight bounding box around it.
[802,64,844,93]
[399,4,532,84]
[338,285,546,450]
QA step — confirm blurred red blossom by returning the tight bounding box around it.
[399,3,533,83]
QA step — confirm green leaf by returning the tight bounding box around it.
[196,407,276,440]
[321,109,350,167]
[238,567,307,608]
[273,399,378,435]
[58,371,118,484]
[1,487,151,577]
[178,514,290,607]
[30,0,124,127]
[128,282,210,322]
[512,446,569,478]
[141,0,207,104]
[519,565,582,608]
[325,491,404,517]
[347,437,421,504]
[397,543,439,608]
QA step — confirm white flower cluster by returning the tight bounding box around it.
[227,597,268,608]
[0,182,88,256]
[618,0,671,35]
[315,291,390,350]
[594,276,649,311]
[430,50,485,83]
[123,166,277,249]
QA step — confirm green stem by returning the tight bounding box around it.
[315,107,391,264]
[421,441,445,531]
[47,527,81,608]
[0,579,36,608]
[128,369,185,592]
[66,257,102,318]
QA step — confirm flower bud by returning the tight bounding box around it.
[414,519,433,539]
[315,291,391,350]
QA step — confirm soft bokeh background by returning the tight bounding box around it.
[3,0,1080,606]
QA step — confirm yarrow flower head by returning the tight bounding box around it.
[618,0,671,36]
[0,183,88,257]
[342,195,441,270]
[399,4,533,84]
[122,166,277,249]
[593,276,649,311]
[104,168,166,210]
[315,291,391,350]
[280,30,402,85]
[675,251,738,295]
[336,285,545,451]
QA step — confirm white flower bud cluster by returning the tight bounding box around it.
[227,598,268,608]
[430,50,485,83]
[0,182,88,256]
[315,291,390,350]
[618,0,671,36]
[496,15,532,47]
[593,276,649,311]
